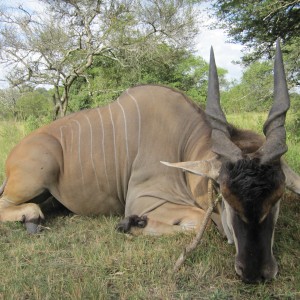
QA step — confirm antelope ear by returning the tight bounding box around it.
[281,159,300,195]
[161,157,221,180]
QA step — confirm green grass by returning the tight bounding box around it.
[0,121,27,181]
[0,203,299,299]
[227,111,300,172]
[0,115,299,299]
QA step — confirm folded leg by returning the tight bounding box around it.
[117,202,208,235]
[0,173,47,233]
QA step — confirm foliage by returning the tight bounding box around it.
[0,88,21,119]
[0,121,26,175]
[221,61,273,113]
[15,91,51,120]
[0,47,229,118]
[210,0,300,87]
[0,87,53,126]
[0,0,202,117]
[68,46,228,111]
[286,93,300,144]
[221,60,300,119]
[23,114,52,134]
[227,111,300,171]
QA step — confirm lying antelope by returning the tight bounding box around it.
[0,40,299,283]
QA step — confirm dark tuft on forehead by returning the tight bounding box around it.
[224,158,285,221]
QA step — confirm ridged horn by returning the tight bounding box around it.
[206,47,243,162]
[257,39,290,164]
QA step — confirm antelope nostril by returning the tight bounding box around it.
[235,262,244,277]
[235,262,266,283]
[262,260,278,281]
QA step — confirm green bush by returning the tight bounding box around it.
[16,91,51,120]
[24,115,52,134]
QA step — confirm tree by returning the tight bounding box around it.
[0,88,21,119]
[67,45,229,111]
[16,90,51,120]
[210,0,300,87]
[221,61,273,113]
[0,0,202,118]
[0,87,52,120]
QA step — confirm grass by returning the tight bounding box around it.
[0,114,299,299]
[227,111,300,171]
[0,121,27,181]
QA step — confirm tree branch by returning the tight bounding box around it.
[174,179,222,272]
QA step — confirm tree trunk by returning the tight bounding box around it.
[52,85,69,119]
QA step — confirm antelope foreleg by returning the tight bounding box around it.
[118,202,208,236]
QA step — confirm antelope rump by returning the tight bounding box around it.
[0,40,299,283]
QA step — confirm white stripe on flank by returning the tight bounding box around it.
[59,126,64,144]
[117,98,129,165]
[126,89,141,148]
[109,105,121,199]
[70,119,85,192]
[84,114,101,194]
[97,108,111,192]
[59,125,69,145]
[70,126,74,157]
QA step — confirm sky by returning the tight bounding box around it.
[0,0,245,89]
[196,28,245,83]
[195,3,245,83]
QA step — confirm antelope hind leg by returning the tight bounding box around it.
[0,174,47,233]
[0,197,44,233]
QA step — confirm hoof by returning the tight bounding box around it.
[24,218,42,234]
[116,215,148,233]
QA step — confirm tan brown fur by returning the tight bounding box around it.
[231,127,265,154]
[0,85,213,233]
